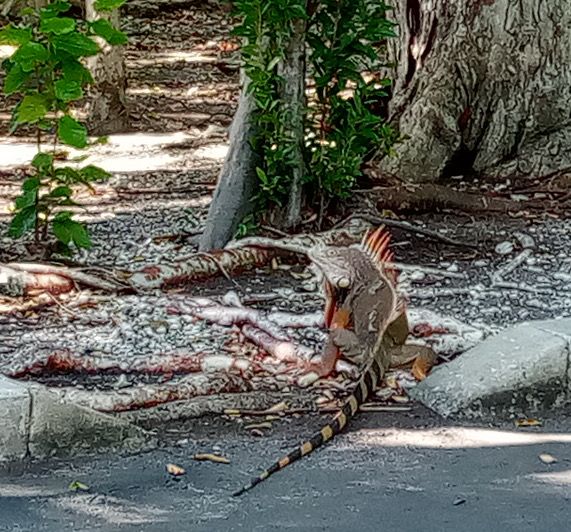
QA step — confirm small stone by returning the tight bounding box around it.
[113,374,131,389]
[539,453,557,464]
[553,272,571,283]
[495,241,514,255]
[409,270,426,282]
[473,259,488,267]
[514,232,535,249]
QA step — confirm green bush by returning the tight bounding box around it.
[233,0,396,213]
[1,0,127,253]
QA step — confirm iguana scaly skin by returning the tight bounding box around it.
[233,227,402,496]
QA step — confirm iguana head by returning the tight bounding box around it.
[307,246,371,289]
[308,226,399,328]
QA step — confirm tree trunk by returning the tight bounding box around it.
[84,0,129,135]
[378,1,571,183]
[278,16,307,229]
[199,77,259,251]
[200,17,307,250]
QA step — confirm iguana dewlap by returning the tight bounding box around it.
[233,226,404,496]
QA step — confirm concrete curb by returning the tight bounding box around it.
[0,375,155,464]
[409,318,571,418]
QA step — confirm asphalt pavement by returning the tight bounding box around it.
[1,406,570,532]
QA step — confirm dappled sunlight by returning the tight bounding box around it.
[0,482,62,497]
[193,143,228,160]
[0,132,227,173]
[88,152,185,173]
[531,469,571,487]
[129,49,220,68]
[104,131,194,147]
[127,83,236,104]
[55,493,168,525]
[0,45,16,59]
[351,426,571,449]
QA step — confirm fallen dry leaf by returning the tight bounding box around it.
[166,463,186,476]
[193,453,230,464]
[539,453,558,464]
[385,375,398,389]
[411,353,436,381]
[245,421,272,430]
[266,401,288,413]
[515,418,542,427]
[391,394,410,404]
[68,480,89,492]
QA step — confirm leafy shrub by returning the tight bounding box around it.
[1,0,127,253]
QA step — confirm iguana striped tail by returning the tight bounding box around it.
[232,356,385,496]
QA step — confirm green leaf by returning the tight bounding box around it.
[90,19,128,45]
[255,167,268,184]
[80,165,111,181]
[52,216,72,244]
[22,177,40,191]
[32,152,54,174]
[54,78,83,102]
[40,1,72,18]
[11,42,49,72]
[15,94,48,124]
[266,56,281,70]
[9,206,36,238]
[3,63,30,95]
[15,189,37,209]
[52,33,100,58]
[58,116,88,148]
[69,221,91,248]
[60,59,94,84]
[54,166,81,183]
[0,25,32,45]
[52,216,91,248]
[40,17,76,35]
[94,0,127,11]
[48,185,72,198]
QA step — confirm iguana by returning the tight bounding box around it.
[233,226,406,496]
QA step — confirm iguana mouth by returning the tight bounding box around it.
[323,280,350,328]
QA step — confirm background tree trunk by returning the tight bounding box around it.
[2,0,46,17]
[84,0,129,135]
[378,0,571,183]
[200,18,307,250]
[199,78,259,251]
[279,16,306,229]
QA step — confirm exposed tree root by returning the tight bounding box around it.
[7,348,257,380]
[136,226,366,290]
[366,184,554,216]
[54,373,251,413]
[0,262,131,300]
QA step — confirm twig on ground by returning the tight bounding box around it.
[333,213,477,248]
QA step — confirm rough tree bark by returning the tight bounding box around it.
[198,77,259,251]
[200,15,307,250]
[279,16,306,229]
[84,0,129,135]
[378,1,571,183]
